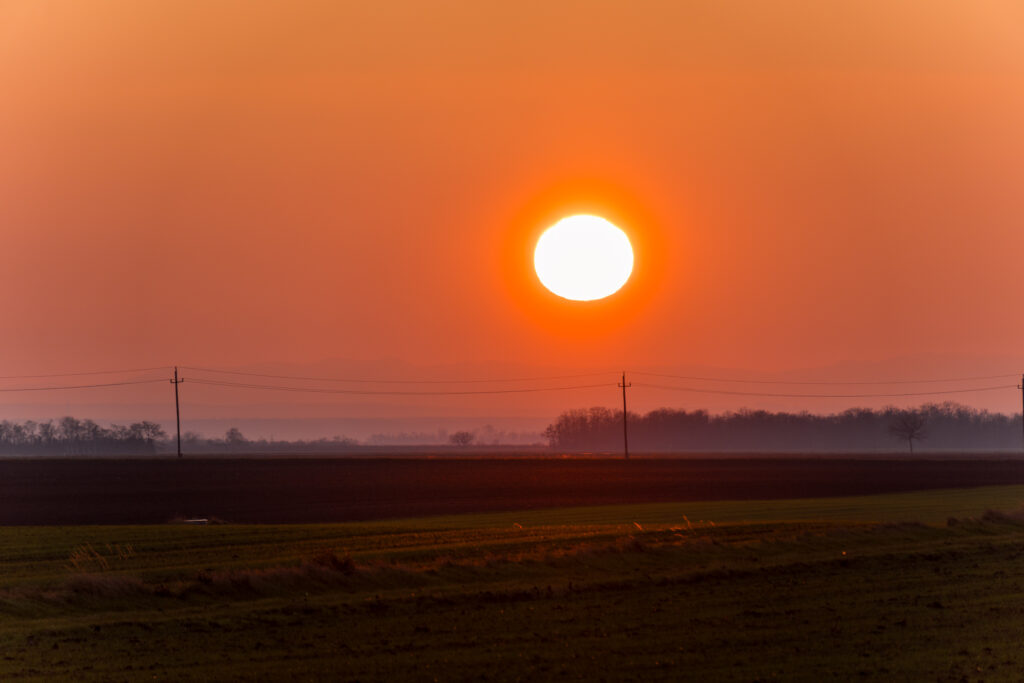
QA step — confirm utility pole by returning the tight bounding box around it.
[171,367,184,458]
[1019,374,1024,451]
[618,371,631,459]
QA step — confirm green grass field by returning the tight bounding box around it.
[4,486,1024,681]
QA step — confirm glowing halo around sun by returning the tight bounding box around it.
[533,215,634,301]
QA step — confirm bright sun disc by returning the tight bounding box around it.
[534,215,634,301]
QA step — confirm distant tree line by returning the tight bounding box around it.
[0,417,166,455]
[7,404,1016,455]
[0,420,362,455]
[0,420,537,455]
[365,425,543,446]
[177,428,359,454]
[542,402,1024,453]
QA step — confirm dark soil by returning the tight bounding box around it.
[3,456,1024,524]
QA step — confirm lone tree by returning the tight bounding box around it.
[224,427,247,446]
[449,431,474,447]
[890,411,928,453]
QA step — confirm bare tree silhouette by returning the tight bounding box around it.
[889,411,928,453]
[225,427,247,446]
[449,431,474,447]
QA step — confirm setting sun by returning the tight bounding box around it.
[533,215,634,301]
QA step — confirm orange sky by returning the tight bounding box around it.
[2,2,1024,424]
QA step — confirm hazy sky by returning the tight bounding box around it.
[3,2,1024,421]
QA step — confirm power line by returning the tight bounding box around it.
[634,382,1019,399]
[630,370,1024,386]
[0,366,170,380]
[5,363,1014,388]
[0,379,167,392]
[187,377,614,396]
[181,365,618,385]
[0,366,1019,402]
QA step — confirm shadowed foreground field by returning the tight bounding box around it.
[4,456,1024,524]
[4,486,1024,681]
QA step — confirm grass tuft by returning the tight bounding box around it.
[64,573,145,598]
[66,542,135,573]
[308,550,356,574]
[981,507,1024,523]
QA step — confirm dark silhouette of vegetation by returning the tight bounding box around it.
[224,427,247,446]
[449,431,475,447]
[0,417,166,455]
[543,402,1022,452]
[889,411,928,453]
[366,425,542,446]
[0,418,360,455]
[3,403,1018,455]
[179,430,358,454]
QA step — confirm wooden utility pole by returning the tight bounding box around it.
[171,367,184,458]
[1019,374,1024,451]
[618,371,631,459]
